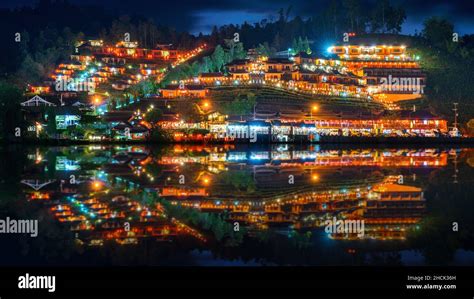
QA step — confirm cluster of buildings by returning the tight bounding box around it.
[150,109,448,142]
[20,38,455,142]
[163,44,425,104]
[29,39,206,99]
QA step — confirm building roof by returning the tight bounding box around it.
[200,72,224,77]
[60,60,82,66]
[158,114,180,122]
[225,59,250,66]
[103,111,133,122]
[373,184,422,193]
[266,58,293,64]
[130,126,149,133]
[336,34,416,47]
[296,68,328,75]
[381,110,445,120]
[161,84,206,91]
[228,69,248,73]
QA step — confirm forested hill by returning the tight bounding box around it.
[0,0,200,82]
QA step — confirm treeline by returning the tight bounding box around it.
[207,0,407,53]
[0,0,199,85]
[0,0,407,85]
[160,41,247,86]
[412,17,474,130]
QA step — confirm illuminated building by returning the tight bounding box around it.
[80,40,182,61]
[328,44,425,102]
[160,84,208,98]
[28,86,51,95]
[198,72,225,84]
[328,45,410,61]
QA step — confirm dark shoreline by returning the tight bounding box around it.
[2,136,474,146]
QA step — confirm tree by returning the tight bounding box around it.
[201,56,214,73]
[45,107,57,137]
[221,92,257,116]
[256,42,275,57]
[343,0,360,32]
[137,78,156,97]
[211,45,226,72]
[422,17,454,50]
[144,108,163,126]
[386,6,406,33]
[17,55,44,85]
[370,0,390,33]
[233,42,247,59]
[0,82,23,141]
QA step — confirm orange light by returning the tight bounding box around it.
[92,180,103,190]
[312,105,319,111]
[311,174,319,181]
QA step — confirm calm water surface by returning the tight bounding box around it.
[0,144,473,266]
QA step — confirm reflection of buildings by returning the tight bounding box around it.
[21,146,453,244]
[47,195,205,246]
[361,183,425,240]
[176,177,426,241]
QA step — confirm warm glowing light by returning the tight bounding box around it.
[91,180,103,190]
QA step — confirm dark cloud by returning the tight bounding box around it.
[0,0,472,34]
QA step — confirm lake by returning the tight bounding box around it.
[0,144,473,266]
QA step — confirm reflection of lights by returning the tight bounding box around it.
[91,180,103,190]
[311,174,319,181]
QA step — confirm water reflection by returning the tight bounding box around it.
[2,145,474,266]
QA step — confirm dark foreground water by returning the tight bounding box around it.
[0,144,473,266]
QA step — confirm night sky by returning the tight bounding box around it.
[1,0,473,35]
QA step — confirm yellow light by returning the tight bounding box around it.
[92,180,103,190]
